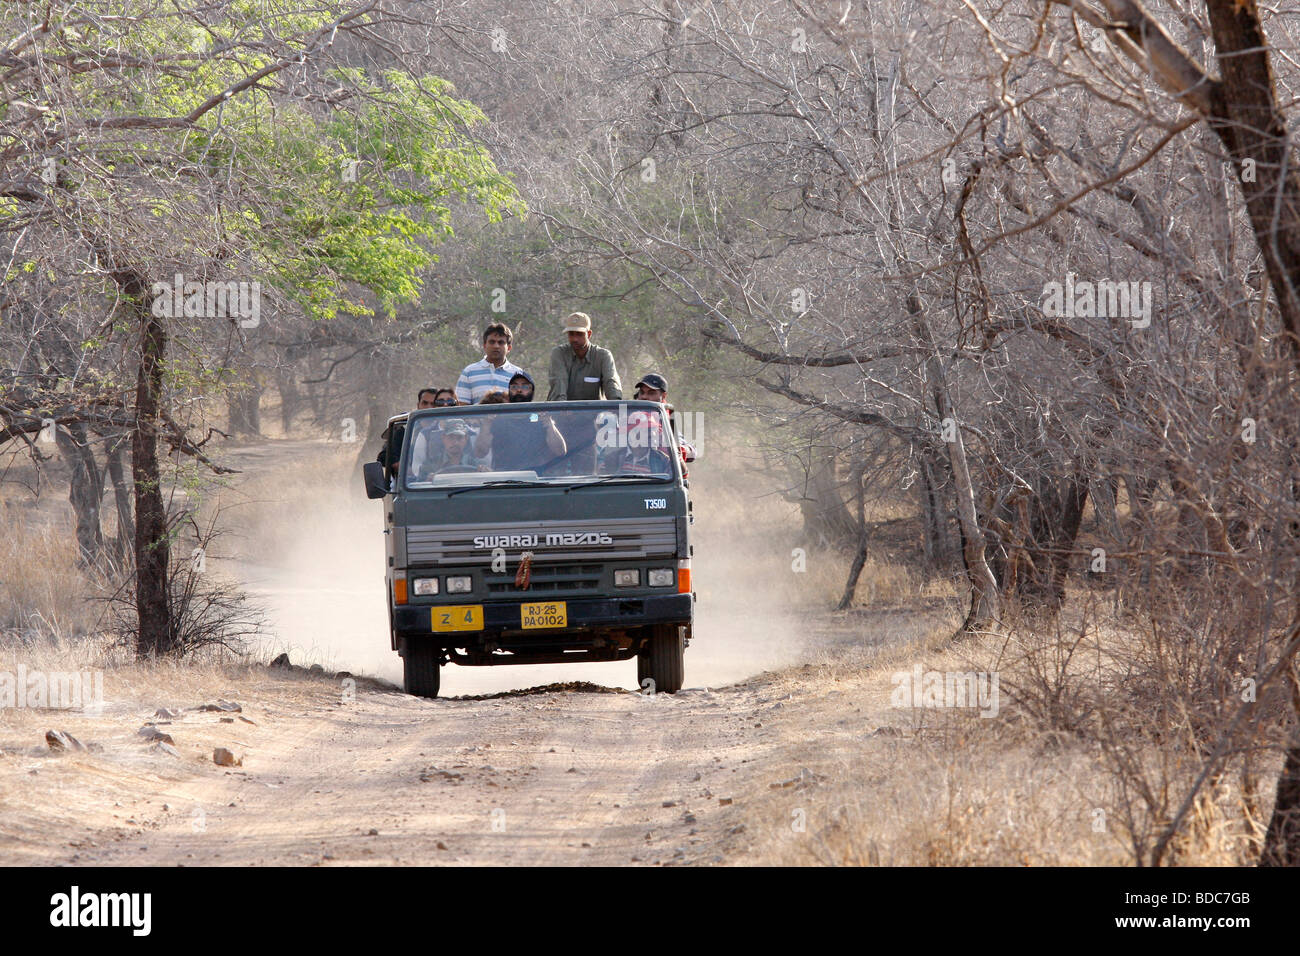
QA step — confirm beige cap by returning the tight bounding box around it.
[563,311,592,333]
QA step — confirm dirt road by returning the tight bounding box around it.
[0,637,916,867]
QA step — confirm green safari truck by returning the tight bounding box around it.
[362,399,695,698]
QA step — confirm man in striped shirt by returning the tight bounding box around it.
[454,322,526,403]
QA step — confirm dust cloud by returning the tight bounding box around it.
[222,441,813,694]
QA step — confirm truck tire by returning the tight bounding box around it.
[640,624,684,694]
[402,639,441,698]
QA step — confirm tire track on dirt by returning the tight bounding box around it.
[63,680,771,866]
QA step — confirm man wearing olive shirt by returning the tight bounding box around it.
[546,311,621,473]
[546,312,622,402]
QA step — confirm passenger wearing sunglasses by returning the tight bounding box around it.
[375,387,443,480]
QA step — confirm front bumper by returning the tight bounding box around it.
[393,592,693,640]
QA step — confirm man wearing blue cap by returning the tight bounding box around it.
[474,370,566,472]
[635,371,696,467]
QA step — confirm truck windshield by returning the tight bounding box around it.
[402,403,680,489]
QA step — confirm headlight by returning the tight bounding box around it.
[647,568,674,587]
[446,575,473,593]
[614,569,640,587]
[412,577,439,596]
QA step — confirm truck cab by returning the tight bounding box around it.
[363,400,695,698]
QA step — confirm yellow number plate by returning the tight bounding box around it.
[431,605,484,632]
[521,601,567,629]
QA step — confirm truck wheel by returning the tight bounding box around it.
[640,624,684,694]
[402,639,441,698]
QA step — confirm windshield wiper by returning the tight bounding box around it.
[563,474,673,494]
[445,479,552,498]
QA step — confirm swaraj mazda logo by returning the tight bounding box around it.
[473,532,614,549]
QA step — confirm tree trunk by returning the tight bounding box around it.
[835,463,870,609]
[1091,475,1123,549]
[918,437,952,574]
[276,368,301,437]
[228,378,263,437]
[54,421,104,566]
[1262,740,1300,865]
[798,450,858,550]
[1125,473,1159,594]
[906,294,1000,633]
[948,421,1000,633]
[358,354,391,470]
[104,432,134,567]
[836,539,869,611]
[303,356,329,431]
[1018,468,1090,609]
[1261,673,1300,865]
[132,296,175,656]
[1203,0,1300,368]
[1049,471,1089,604]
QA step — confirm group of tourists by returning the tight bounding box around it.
[376,312,682,480]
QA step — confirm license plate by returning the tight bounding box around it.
[431,605,484,632]
[521,601,567,629]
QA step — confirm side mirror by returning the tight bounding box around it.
[679,442,697,464]
[363,461,390,499]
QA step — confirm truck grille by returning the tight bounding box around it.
[406,516,677,567]
[485,563,603,595]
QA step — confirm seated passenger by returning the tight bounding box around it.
[376,387,438,480]
[594,411,621,474]
[603,409,674,475]
[633,372,668,404]
[414,419,486,478]
[634,371,695,466]
[408,388,464,475]
[488,372,567,472]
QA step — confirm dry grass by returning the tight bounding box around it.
[985,597,1280,865]
[0,442,284,654]
[718,592,1277,866]
[0,497,108,639]
[725,666,1106,864]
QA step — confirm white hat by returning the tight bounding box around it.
[563,311,592,333]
